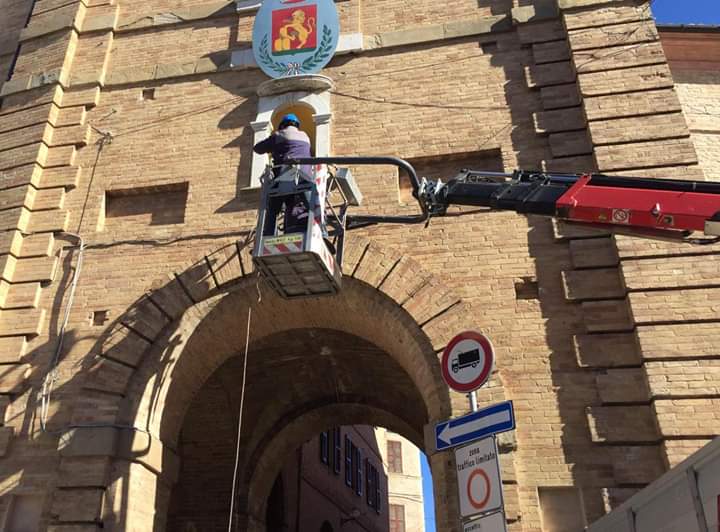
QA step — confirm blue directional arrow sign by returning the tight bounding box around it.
[435,400,515,451]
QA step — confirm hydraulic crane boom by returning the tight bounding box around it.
[257,157,720,299]
[420,170,720,243]
[288,157,720,244]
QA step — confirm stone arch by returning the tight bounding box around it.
[243,402,423,524]
[57,235,476,531]
[250,75,333,186]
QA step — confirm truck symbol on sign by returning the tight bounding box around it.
[452,349,480,373]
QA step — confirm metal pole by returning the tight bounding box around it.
[468,391,478,412]
[287,156,430,228]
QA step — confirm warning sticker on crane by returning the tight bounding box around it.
[456,436,503,518]
[261,234,304,255]
[611,209,630,224]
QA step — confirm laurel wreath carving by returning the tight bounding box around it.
[301,25,334,71]
[258,25,334,76]
[258,35,288,75]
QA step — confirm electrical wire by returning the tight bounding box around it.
[37,126,113,432]
[39,232,85,432]
[227,306,252,532]
[111,95,246,139]
[329,90,506,112]
[75,130,113,235]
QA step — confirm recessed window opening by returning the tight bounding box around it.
[538,486,587,532]
[142,88,156,100]
[389,503,406,532]
[271,103,317,155]
[92,310,109,326]
[515,276,539,300]
[102,182,189,229]
[387,440,403,473]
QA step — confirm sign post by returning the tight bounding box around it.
[438,330,512,528]
[456,436,503,518]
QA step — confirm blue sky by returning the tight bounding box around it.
[421,454,436,530]
[420,7,719,529]
[651,0,720,25]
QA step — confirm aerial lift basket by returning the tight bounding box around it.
[253,164,357,299]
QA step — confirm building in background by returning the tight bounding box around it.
[240,426,425,532]
[375,428,425,532]
[245,425,389,532]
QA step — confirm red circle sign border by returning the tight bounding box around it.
[466,468,491,510]
[441,331,494,393]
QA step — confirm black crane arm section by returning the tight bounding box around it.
[287,157,720,244]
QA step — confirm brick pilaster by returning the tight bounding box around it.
[558,0,720,497]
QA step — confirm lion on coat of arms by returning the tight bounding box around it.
[273,9,316,51]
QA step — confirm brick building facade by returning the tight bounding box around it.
[0,0,719,530]
[375,428,425,532]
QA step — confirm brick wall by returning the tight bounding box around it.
[1,0,719,531]
[360,0,513,33]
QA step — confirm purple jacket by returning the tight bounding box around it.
[253,126,312,165]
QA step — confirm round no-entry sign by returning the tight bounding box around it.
[441,331,494,393]
[456,436,503,518]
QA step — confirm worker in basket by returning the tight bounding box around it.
[253,113,313,234]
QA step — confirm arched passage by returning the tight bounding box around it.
[270,102,317,152]
[167,328,429,529]
[57,237,475,531]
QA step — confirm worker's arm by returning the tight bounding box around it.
[253,134,276,155]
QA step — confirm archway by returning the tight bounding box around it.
[166,328,429,529]
[56,237,473,531]
[271,102,317,153]
[250,79,333,187]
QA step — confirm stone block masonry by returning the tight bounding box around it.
[559,0,720,484]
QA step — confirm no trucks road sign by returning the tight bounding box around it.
[456,436,503,518]
[441,331,494,393]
